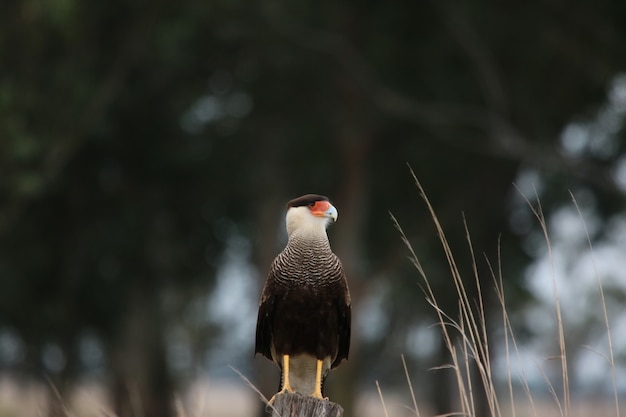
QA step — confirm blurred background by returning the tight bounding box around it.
[2,1,626,416]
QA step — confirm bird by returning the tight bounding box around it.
[255,194,351,402]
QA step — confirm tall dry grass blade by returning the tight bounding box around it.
[423,280,472,416]
[484,250,516,417]
[534,358,564,417]
[45,376,75,417]
[406,167,473,417]
[458,307,476,417]
[414,182,500,417]
[581,344,612,363]
[401,354,422,417]
[189,382,208,417]
[376,380,391,417]
[489,244,522,417]
[174,395,188,417]
[407,167,509,417]
[69,385,118,417]
[390,211,427,280]
[570,191,619,417]
[514,184,570,416]
[431,414,469,417]
[391,210,469,414]
[486,251,539,417]
[230,366,279,416]
[460,216,502,417]
[96,405,119,417]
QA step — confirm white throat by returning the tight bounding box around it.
[285,206,330,239]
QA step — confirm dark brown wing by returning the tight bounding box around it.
[255,282,276,361]
[331,272,351,368]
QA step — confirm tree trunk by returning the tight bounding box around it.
[249,122,290,417]
[110,288,172,417]
[326,124,372,417]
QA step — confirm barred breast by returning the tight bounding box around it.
[271,234,344,288]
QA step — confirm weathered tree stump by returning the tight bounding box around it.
[266,393,344,417]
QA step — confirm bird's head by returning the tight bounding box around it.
[285,194,338,237]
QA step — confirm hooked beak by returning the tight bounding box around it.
[310,201,338,222]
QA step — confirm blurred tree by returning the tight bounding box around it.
[1,0,626,416]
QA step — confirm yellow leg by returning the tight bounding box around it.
[280,354,294,393]
[311,359,325,399]
[269,355,294,404]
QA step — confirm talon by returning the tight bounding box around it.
[310,392,326,400]
[276,385,295,396]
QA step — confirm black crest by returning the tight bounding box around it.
[287,194,330,209]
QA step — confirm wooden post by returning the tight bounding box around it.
[267,393,344,417]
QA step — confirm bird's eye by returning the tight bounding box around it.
[308,202,316,208]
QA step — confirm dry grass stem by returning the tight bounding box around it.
[514,184,570,416]
[401,354,422,417]
[570,192,620,417]
[230,366,279,416]
[376,380,391,417]
[46,376,75,417]
[174,395,189,417]
[386,172,621,417]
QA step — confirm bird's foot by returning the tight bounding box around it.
[268,385,295,405]
[278,384,295,395]
[310,390,328,401]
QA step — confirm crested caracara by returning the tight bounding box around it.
[255,194,351,401]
